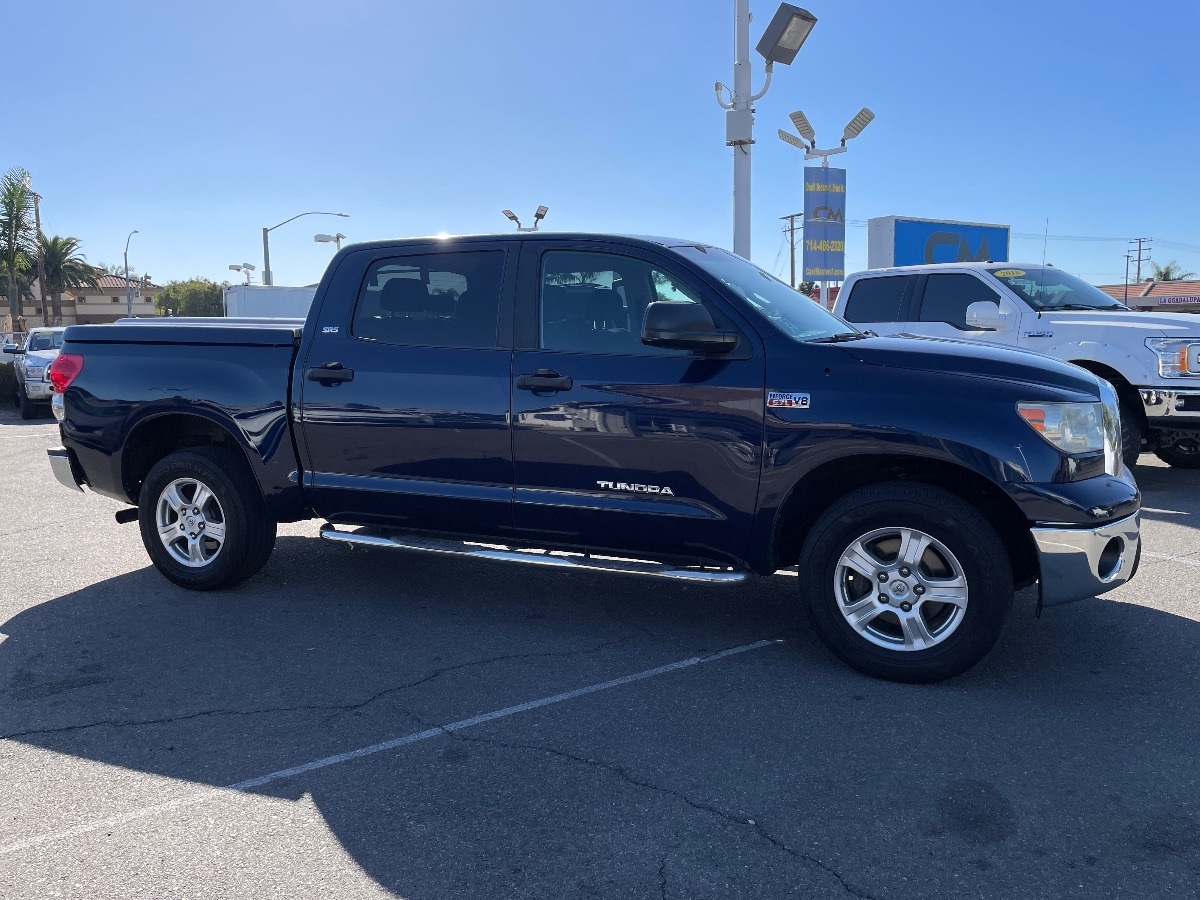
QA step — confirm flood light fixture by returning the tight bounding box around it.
[755,4,818,65]
[841,107,876,144]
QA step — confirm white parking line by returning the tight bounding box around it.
[0,638,781,855]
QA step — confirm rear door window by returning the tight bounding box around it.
[842,276,910,323]
[352,250,505,348]
[917,274,1003,329]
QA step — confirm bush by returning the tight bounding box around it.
[0,360,15,405]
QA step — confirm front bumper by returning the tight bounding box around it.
[1140,388,1200,420]
[23,381,52,400]
[48,447,84,492]
[1032,513,1139,608]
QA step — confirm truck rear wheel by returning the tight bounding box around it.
[138,446,277,590]
[796,483,1013,683]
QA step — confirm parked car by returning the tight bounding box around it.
[45,234,1140,682]
[834,263,1200,468]
[4,326,66,419]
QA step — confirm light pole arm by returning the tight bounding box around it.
[714,81,734,110]
[749,61,774,103]
[267,210,346,233]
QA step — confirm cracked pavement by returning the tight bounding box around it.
[2,408,1200,898]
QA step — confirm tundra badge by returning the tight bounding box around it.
[596,481,675,496]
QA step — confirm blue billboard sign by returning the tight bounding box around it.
[802,166,846,282]
[892,219,1010,266]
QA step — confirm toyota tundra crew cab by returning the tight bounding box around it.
[45,234,1140,683]
[835,262,1200,469]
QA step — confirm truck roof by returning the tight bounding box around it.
[852,262,1051,276]
[339,232,719,254]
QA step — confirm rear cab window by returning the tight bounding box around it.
[842,276,910,323]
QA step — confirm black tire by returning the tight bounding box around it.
[796,483,1013,683]
[1154,438,1200,469]
[138,446,277,590]
[18,386,37,420]
[1118,395,1143,470]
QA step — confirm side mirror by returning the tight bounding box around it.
[3,344,22,354]
[642,301,737,354]
[965,300,1003,331]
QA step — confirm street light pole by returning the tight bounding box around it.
[261,211,348,286]
[716,3,817,260]
[124,229,139,318]
[732,0,753,259]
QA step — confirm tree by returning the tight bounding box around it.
[798,280,817,295]
[97,261,139,279]
[154,278,226,317]
[0,167,35,320]
[42,235,100,323]
[1148,261,1196,282]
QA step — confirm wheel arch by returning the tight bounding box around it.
[1067,359,1146,427]
[121,412,261,505]
[769,454,1038,589]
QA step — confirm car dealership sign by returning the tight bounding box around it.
[868,216,1010,268]
[802,167,846,282]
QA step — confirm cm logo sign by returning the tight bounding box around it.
[924,231,993,264]
[807,205,844,224]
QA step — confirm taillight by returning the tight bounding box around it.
[48,353,84,393]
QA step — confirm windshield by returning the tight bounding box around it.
[677,246,853,342]
[27,331,64,352]
[987,266,1129,311]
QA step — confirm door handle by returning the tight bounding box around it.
[307,362,355,385]
[516,369,573,393]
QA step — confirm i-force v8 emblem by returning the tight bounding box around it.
[596,481,675,496]
[767,391,811,409]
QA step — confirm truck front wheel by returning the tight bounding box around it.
[796,483,1013,683]
[138,446,277,590]
[1154,437,1200,469]
[18,385,37,420]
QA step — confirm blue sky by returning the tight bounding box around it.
[7,0,1199,288]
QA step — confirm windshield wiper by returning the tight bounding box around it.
[1048,304,1127,311]
[809,332,868,343]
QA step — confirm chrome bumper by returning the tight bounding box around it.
[1140,388,1200,420]
[23,381,52,399]
[47,447,84,492]
[1032,513,1139,608]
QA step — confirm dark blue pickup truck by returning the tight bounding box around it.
[46,233,1140,682]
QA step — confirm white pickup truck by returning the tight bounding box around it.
[834,262,1200,468]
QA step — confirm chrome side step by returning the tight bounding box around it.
[318,524,749,584]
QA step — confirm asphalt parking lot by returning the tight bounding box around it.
[2,406,1199,899]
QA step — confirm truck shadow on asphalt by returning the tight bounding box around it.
[2,535,1200,898]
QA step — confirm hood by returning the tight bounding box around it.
[24,350,60,367]
[1034,310,1200,337]
[841,334,1100,396]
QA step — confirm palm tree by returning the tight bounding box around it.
[1149,261,1196,282]
[0,167,35,321]
[42,235,100,323]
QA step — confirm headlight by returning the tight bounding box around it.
[24,366,45,380]
[1146,338,1200,378]
[1018,401,1121,477]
